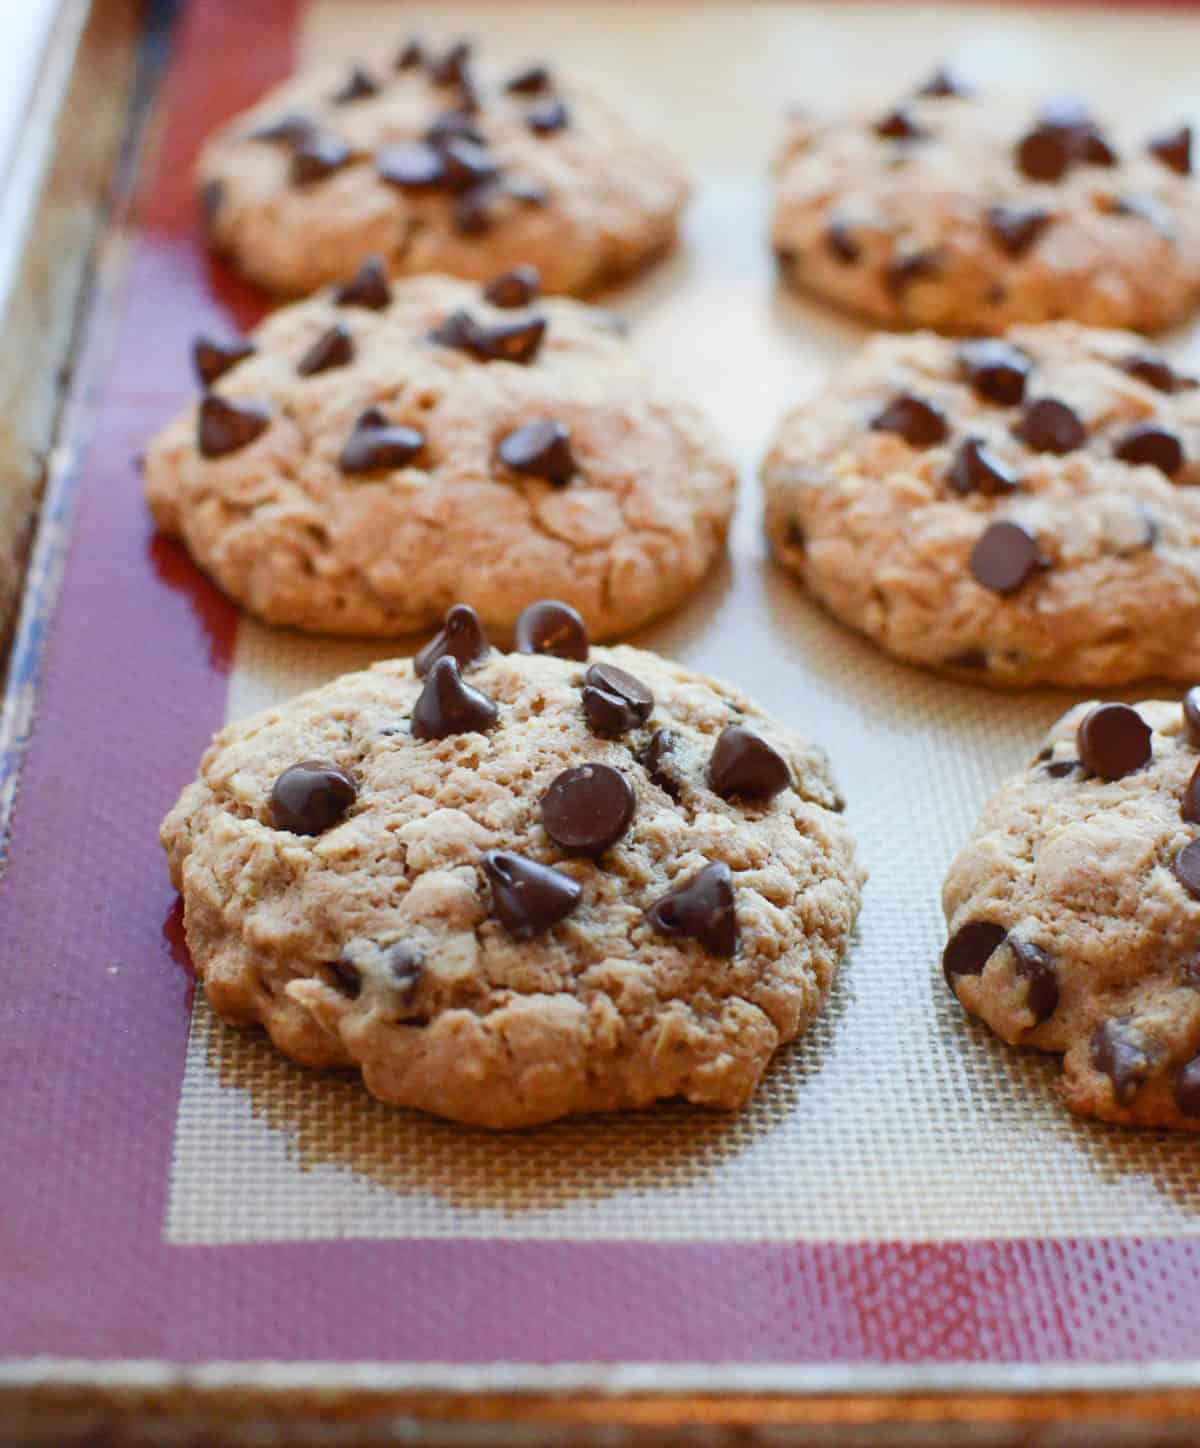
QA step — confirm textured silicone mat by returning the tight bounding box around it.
[10,0,1200,1376]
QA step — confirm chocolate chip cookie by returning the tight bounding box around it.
[762,322,1200,687]
[162,604,863,1128]
[772,73,1200,333]
[943,693,1200,1129]
[145,270,735,640]
[198,37,690,296]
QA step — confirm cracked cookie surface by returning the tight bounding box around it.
[145,272,735,640]
[763,322,1200,687]
[162,618,863,1128]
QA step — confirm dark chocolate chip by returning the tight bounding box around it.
[526,98,569,135]
[875,106,928,141]
[1183,761,1200,824]
[377,141,447,188]
[439,138,499,192]
[1149,123,1192,177]
[327,958,362,998]
[885,247,941,297]
[1017,396,1086,454]
[943,920,1007,992]
[506,64,551,94]
[429,310,547,365]
[708,725,790,802]
[197,395,270,458]
[430,40,472,87]
[1010,939,1058,1023]
[425,109,485,148]
[415,604,491,677]
[484,265,542,309]
[250,111,314,146]
[541,763,636,855]
[497,419,576,483]
[1176,1054,1200,1116]
[199,179,224,232]
[643,728,685,800]
[291,133,352,186]
[1120,351,1188,395]
[581,662,654,738]
[917,66,972,98]
[1176,840,1200,899]
[395,38,425,71]
[334,256,392,310]
[969,520,1044,595]
[411,655,498,739]
[947,437,1019,496]
[454,182,498,236]
[871,393,949,447]
[270,759,357,835]
[192,336,255,389]
[826,217,861,264]
[959,338,1032,405]
[513,599,589,660]
[484,850,581,938]
[1185,686,1200,747]
[1076,702,1153,780]
[1045,759,1079,778]
[945,647,990,671]
[986,203,1053,257]
[1015,122,1075,182]
[646,861,738,957]
[1114,423,1184,478]
[297,323,354,377]
[1091,1018,1152,1105]
[385,941,424,998]
[339,408,425,474]
[332,65,378,105]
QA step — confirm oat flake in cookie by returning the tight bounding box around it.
[162,604,863,1128]
[145,271,735,640]
[771,75,1200,333]
[197,36,690,297]
[762,322,1200,688]
[942,694,1200,1129]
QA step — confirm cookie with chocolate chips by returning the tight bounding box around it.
[771,77,1200,333]
[763,321,1200,687]
[195,36,690,297]
[943,694,1200,1130]
[145,271,734,640]
[162,606,862,1128]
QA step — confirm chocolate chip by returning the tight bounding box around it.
[1176,840,1200,898]
[1015,123,1075,182]
[199,179,224,231]
[514,599,589,660]
[453,183,498,236]
[484,265,542,308]
[425,110,485,148]
[506,64,551,94]
[1045,759,1079,778]
[334,257,392,310]
[643,728,685,799]
[526,98,569,135]
[192,336,255,388]
[332,65,378,105]
[541,763,636,855]
[969,520,1044,595]
[917,66,972,98]
[875,106,927,141]
[871,393,949,448]
[1076,702,1153,780]
[326,958,362,998]
[505,176,550,206]
[377,141,447,189]
[986,203,1053,257]
[297,323,353,377]
[1114,423,1184,478]
[429,311,547,365]
[581,662,654,736]
[1017,397,1086,454]
[1091,1018,1152,1105]
[1149,123,1192,177]
[430,40,472,87]
[270,760,357,835]
[959,339,1031,406]
[945,647,990,671]
[646,861,738,957]
[395,38,425,71]
[1183,761,1200,824]
[884,248,941,297]
[439,138,499,192]
[415,604,490,677]
[250,111,314,146]
[411,655,498,739]
[291,133,352,186]
[385,941,424,998]
[1185,686,1200,747]
[1120,351,1188,395]
[1176,1054,1200,1116]
[942,920,1007,991]
[826,217,860,264]
[338,408,424,474]
[484,850,581,938]
[947,437,1019,496]
[708,726,790,802]
[497,420,576,483]
[1010,939,1058,1023]
[197,396,270,458]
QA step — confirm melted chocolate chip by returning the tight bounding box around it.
[197,396,270,458]
[339,408,424,474]
[1183,761,1200,825]
[826,217,861,264]
[875,106,927,141]
[1120,351,1189,395]
[884,248,940,297]
[1017,397,1086,454]
[969,520,1044,595]
[385,941,424,998]
[526,98,569,135]
[291,133,352,186]
[1091,1018,1152,1105]
[959,338,1031,406]
[484,850,581,938]
[646,861,738,957]
[947,437,1019,496]
[192,336,255,389]
[484,265,542,308]
[332,65,378,105]
[1149,123,1193,177]
[917,66,972,98]
[1176,840,1200,899]
[871,393,949,447]
[497,420,576,483]
[414,604,490,677]
[1176,1054,1200,1116]
[644,728,685,799]
[395,38,425,71]
[708,726,790,802]
[335,257,392,310]
[1076,702,1153,780]
[1114,423,1184,478]
[327,958,362,998]
[411,656,498,739]
[541,763,635,855]
[506,65,551,94]
[582,662,654,736]
[429,311,547,365]
[270,760,357,835]
[986,203,1053,257]
[430,40,472,87]
[250,111,315,146]
[1010,939,1058,1023]
[1185,686,1200,747]
[946,648,990,671]
[377,141,447,189]
[942,920,1007,991]
[513,599,588,660]
[297,323,354,377]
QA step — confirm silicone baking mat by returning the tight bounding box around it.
[8,0,1200,1384]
